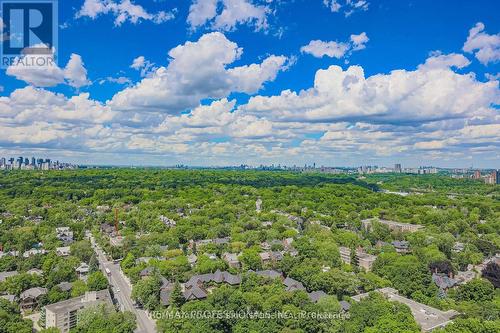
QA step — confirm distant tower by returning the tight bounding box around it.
[474,170,481,179]
[394,164,402,173]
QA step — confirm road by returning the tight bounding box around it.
[89,235,157,333]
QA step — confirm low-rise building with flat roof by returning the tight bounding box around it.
[352,287,458,332]
[362,218,424,233]
[45,290,112,333]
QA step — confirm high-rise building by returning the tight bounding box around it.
[492,170,499,184]
[394,164,402,173]
[473,170,481,179]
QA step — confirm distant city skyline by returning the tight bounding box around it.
[0,1,498,167]
[0,153,498,171]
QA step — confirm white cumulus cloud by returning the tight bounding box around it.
[76,0,175,26]
[463,22,500,65]
[187,0,269,32]
[6,50,90,89]
[110,32,289,114]
[301,32,369,58]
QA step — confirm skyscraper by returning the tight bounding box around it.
[394,164,402,173]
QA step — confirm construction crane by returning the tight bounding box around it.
[114,208,120,236]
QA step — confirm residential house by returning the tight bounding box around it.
[213,237,231,246]
[187,254,198,267]
[20,287,48,310]
[56,246,71,257]
[432,273,457,294]
[308,290,327,303]
[0,294,16,302]
[45,290,112,333]
[392,240,410,254]
[56,282,73,293]
[23,248,47,258]
[455,270,477,285]
[357,252,377,272]
[260,242,272,251]
[283,238,294,249]
[75,263,90,279]
[160,280,176,306]
[287,248,299,257]
[270,251,284,262]
[452,242,465,253]
[139,267,155,279]
[0,270,18,282]
[254,270,283,279]
[222,252,240,268]
[283,277,306,291]
[339,300,351,312]
[56,227,74,245]
[0,250,19,258]
[261,221,273,227]
[183,284,208,301]
[259,252,272,264]
[135,257,154,265]
[159,215,176,227]
[212,270,242,285]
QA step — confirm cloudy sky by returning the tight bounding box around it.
[0,0,499,167]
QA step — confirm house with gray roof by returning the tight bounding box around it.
[56,246,71,257]
[339,300,351,311]
[0,270,18,282]
[56,282,73,292]
[0,294,16,302]
[139,266,155,278]
[432,273,457,292]
[75,263,89,279]
[183,284,208,301]
[308,290,327,303]
[283,277,306,291]
[392,240,411,253]
[222,252,240,268]
[271,251,284,262]
[56,227,74,245]
[254,270,283,279]
[20,287,48,310]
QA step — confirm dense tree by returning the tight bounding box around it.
[70,304,136,333]
[86,271,108,291]
[0,298,33,333]
[456,279,495,302]
[131,274,161,311]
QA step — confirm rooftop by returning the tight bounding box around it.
[352,287,458,332]
[45,290,112,313]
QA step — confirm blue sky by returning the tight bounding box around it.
[0,0,499,167]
